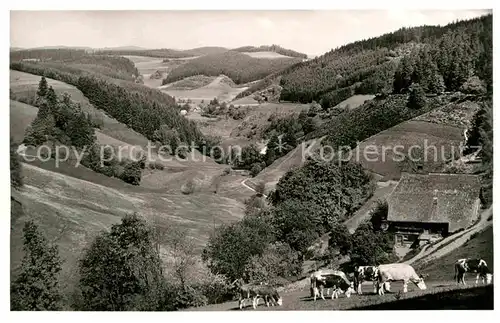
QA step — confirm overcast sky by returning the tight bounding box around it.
[11,10,491,56]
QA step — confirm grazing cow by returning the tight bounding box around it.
[377,263,426,295]
[310,269,355,301]
[454,258,492,285]
[354,266,379,294]
[233,280,282,309]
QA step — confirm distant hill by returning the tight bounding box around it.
[242,14,492,110]
[164,51,302,84]
[232,44,308,59]
[95,46,229,59]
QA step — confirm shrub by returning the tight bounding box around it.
[222,168,231,176]
[202,216,276,281]
[250,163,262,177]
[77,213,167,311]
[460,76,486,95]
[181,179,196,195]
[148,162,165,170]
[244,242,303,286]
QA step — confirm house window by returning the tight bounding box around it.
[395,235,403,246]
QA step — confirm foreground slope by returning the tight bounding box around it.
[11,162,246,298]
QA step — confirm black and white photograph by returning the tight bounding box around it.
[4,4,496,315]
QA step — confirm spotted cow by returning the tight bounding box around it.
[454,258,492,285]
[310,269,355,301]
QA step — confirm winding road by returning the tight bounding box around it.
[404,205,492,265]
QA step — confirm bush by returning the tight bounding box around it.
[120,161,142,186]
[250,163,262,177]
[77,213,167,311]
[202,216,276,281]
[181,179,196,195]
[148,162,165,170]
[460,76,486,95]
[244,242,303,286]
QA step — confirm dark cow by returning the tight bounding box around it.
[454,258,492,285]
[354,266,379,294]
[310,269,355,301]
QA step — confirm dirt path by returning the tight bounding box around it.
[404,206,492,265]
[241,178,267,198]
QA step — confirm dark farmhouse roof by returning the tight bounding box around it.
[387,173,482,232]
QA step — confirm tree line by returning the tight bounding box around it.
[232,44,308,59]
[246,14,492,110]
[10,61,205,150]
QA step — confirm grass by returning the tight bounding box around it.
[12,161,246,303]
[247,136,325,195]
[352,120,465,180]
[350,100,481,180]
[9,100,38,143]
[162,75,217,90]
[229,102,309,138]
[187,280,492,311]
[160,75,248,103]
[241,51,291,59]
[333,94,375,111]
[10,69,149,147]
[352,285,493,310]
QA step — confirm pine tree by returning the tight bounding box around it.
[10,137,23,189]
[407,83,426,109]
[36,76,48,98]
[11,221,62,310]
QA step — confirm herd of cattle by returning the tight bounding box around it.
[233,258,493,309]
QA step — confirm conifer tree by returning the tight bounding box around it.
[11,221,62,310]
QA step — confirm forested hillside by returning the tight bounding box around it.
[242,14,492,110]
[10,48,88,61]
[232,45,308,59]
[10,61,204,146]
[164,51,302,84]
[96,46,229,58]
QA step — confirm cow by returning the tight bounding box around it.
[354,266,379,294]
[454,258,492,285]
[377,263,427,295]
[310,269,355,301]
[232,279,282,309]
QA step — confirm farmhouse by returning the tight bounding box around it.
[385,172,482,251]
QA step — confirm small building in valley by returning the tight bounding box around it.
[385,172,482,252]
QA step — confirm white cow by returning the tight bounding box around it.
[377,263,427,295]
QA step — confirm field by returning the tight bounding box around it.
[241,51,291,59]
[229,102,309,138]
[11,160,247,300]
[230,94,260,106]
[160,75,248,104]
[246,137,325,195]
[187,281,493,311]
[333,94,375,110]
[9,100,38,143]
[352,120,465,179]
[350,100,480,180]
[162,75,217,90]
